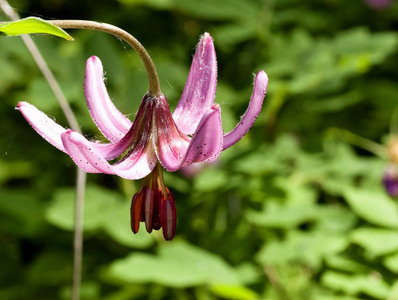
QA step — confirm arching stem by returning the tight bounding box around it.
[50,20,162,97]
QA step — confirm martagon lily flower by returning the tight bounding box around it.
[16,33,268,240]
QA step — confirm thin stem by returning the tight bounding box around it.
[0,3,87,300]
[331,127,388,159]
[73,170,86,300]
[49,20,162,97]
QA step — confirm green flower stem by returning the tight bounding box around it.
[330,128,388,159]
[50,20,162,97]
[73,169,86,300]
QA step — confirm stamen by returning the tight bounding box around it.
[152,189,162,230]
[129,163,177,240]
[143,188,155,233]
[130,190,143,234]
[161,191,177,241]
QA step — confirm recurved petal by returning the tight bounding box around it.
[156,104,223,172]
[182,105,223,166]
[16,101,134,161]
[172,32,217,135]
[16,101,67,153]
[96,95,154,160]
[85,56,132,142]
[223,71,268,150]
[153,95,190,172]
[61,130,156,179]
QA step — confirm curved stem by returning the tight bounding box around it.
[50,20,162,97]
[328,127,388,159]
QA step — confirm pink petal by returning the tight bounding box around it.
[85,56,132,142]
[16,101,67,153]
[16,101,133,161]
[97,96,154,160]
[223,71,268,150]
[61,130,157,180]
[182,105,223,166]
[156,101,223,172]
[172,32,217,135]
[60,130,104,173]
[153,95,190,172]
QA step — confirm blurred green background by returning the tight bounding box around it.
[1,0,398,299]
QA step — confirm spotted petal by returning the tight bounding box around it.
[153,95,190,172]
[172,32,217,135]
[17,101,132,161]
[60,97,156,179]
[85,56,132,142]
[61,130,157,180]
[223,71,268,150]
[182,105,223,166]
[156,103,223,172]
[17,101,68,153]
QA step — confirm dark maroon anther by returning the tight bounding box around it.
[130,191,143,234]
[140,187,147,222]
[129,164,179,240]
[152,189,162,230]
[143,188,155,233]
[161,192,177,240]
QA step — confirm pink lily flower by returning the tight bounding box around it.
[16,33,268,240]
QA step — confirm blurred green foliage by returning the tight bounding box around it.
[1,0,398,299]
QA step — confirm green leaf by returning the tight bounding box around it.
[0,17,73,40]
[103,198,154,249]
[314,206,358,233]
[213,22,257,49]
[325,256,369,273]
[343,187,398,228]
[350,227,398,257]
[210,284,259,300]
[245,202,318,229]
[234,135,300,175]
[174,0,258,20]
[0,189,45,237]
[107,240,240,287]
[45,185,121,231]
[194,168,229,192]
[383,252,398,272]
[0,160,35,184]
[26,251,73,286]
[256,231,348,269]
[321,271,390,299]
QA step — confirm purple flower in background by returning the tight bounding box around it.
[363,0,392,10]
[383,165,398,197]
[17,33,268,240]
[383,138,398,197]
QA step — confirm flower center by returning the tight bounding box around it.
[130,163,177,240]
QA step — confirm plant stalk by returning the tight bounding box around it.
[50,20,162,97]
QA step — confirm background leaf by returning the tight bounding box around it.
[0,17,73,40]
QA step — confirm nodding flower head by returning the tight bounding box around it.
[16,32,268,240]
